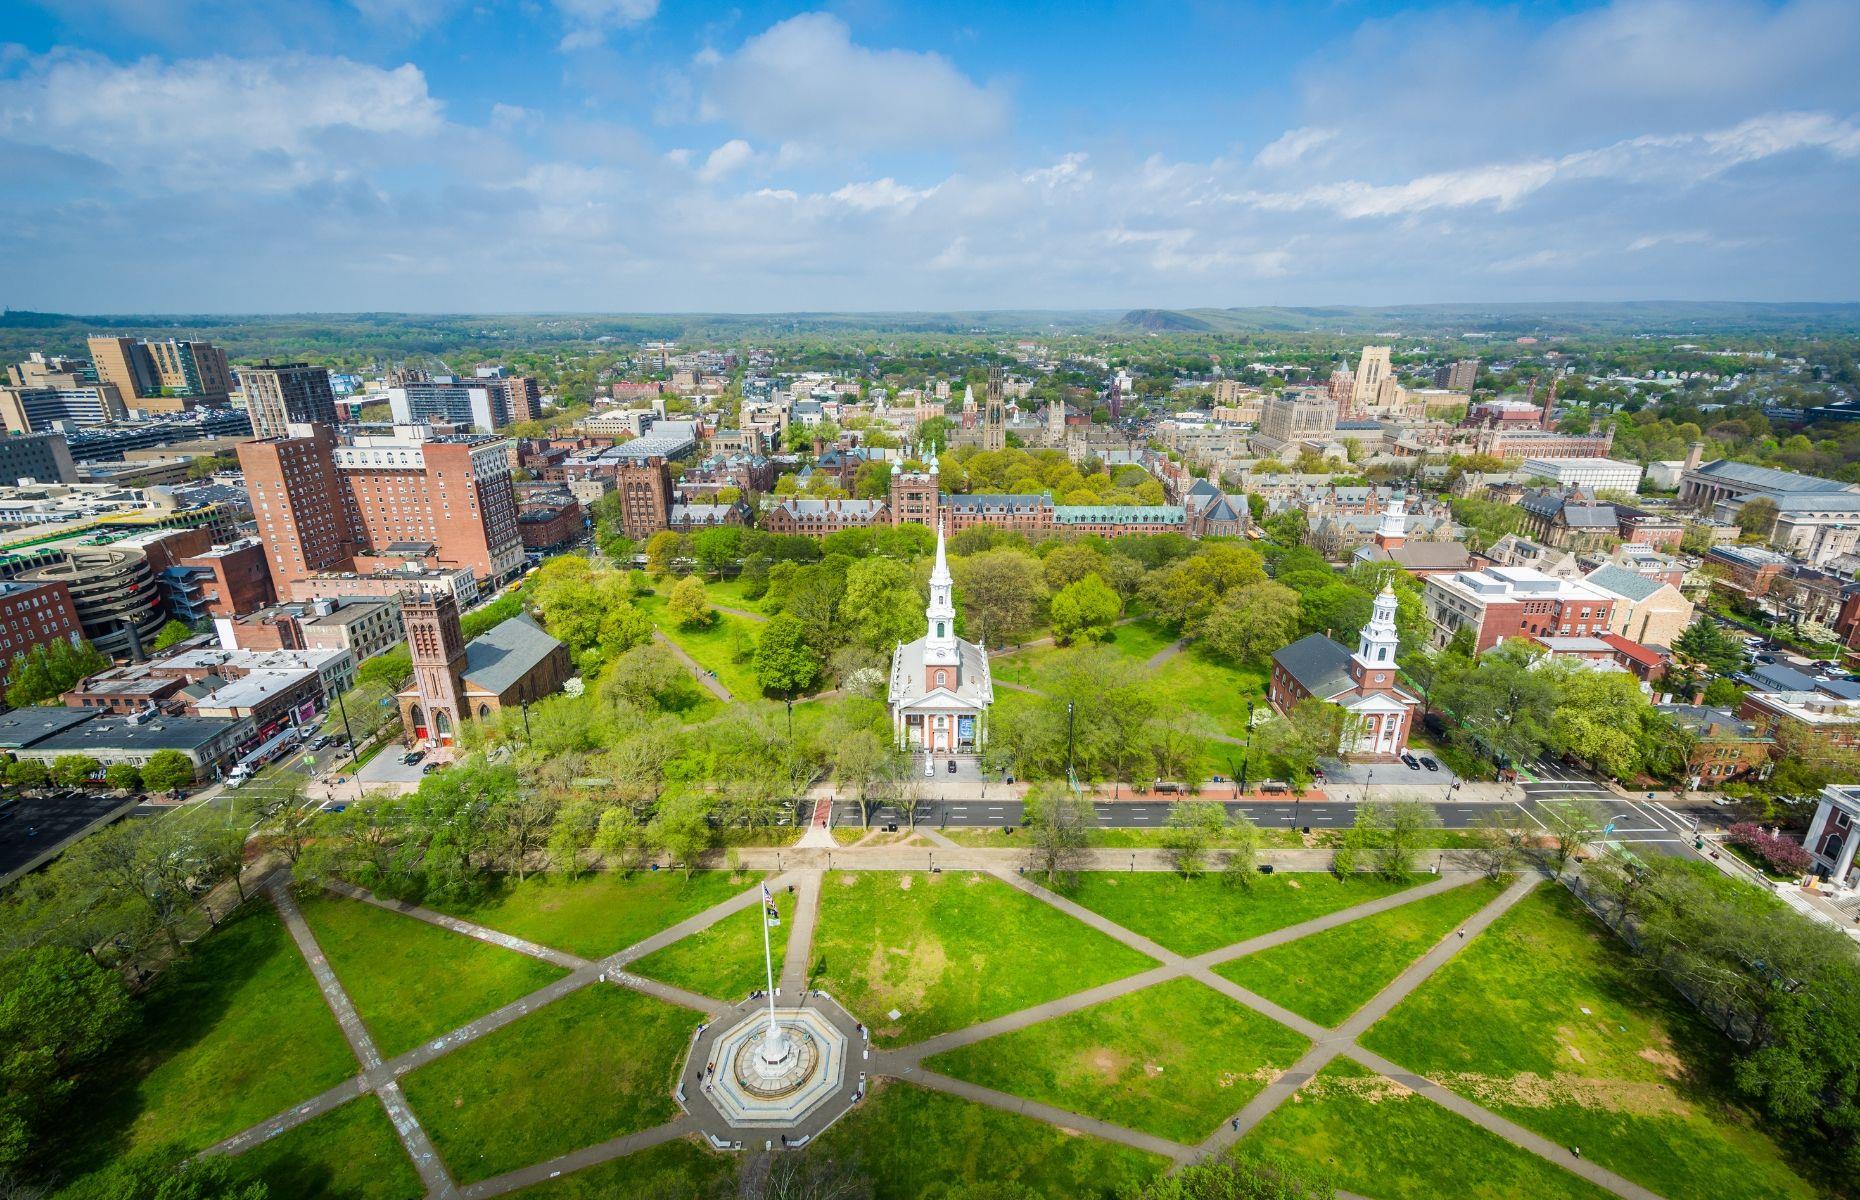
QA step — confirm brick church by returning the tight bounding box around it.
[398,594,572,746]
[886,522,994,754]
[1268,584,1419,760]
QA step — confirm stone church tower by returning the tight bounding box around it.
[982,367,1007,452]
[405,594,468,744]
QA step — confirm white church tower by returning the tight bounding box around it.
[924,522,960,670]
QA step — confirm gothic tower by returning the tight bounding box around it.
[982,367,1006,452]
[405,593,468,743]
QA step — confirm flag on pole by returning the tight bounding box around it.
[763,882,781,926]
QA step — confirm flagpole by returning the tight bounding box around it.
[760,884,780,1041]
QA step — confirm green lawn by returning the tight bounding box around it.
[702,576,767,614]
[635,592,767,698]
[299,893,567,1059]
[430,869,755,959]
[1245,1060,1613,1200]
[630,886,793,1000]
[811,871,1155,1045]
[809,1081,1165,1199]
[507,1137,736,1198]
[401,983,695,1185]
[234,1096,423,1200]
[926,977,1309,1143]
[991,618,1178,685]
[1362,886,1822,1200]
[1056,872,1422,957]
[45,903,360,1183]
[1217,878,1506,1027]
[1146,644,1270,740]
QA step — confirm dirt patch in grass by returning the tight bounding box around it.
[898,874,914,890]
[1302,1071,1414,1104]
[864,936,949,1037]
[1084,1047,1132,1080]
[1446,1072,1694,1119]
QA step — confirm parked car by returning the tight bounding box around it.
[403,750,425,766]
[421,762,441,775]
[1419,756,1439,772]
[1400,752,1421,770]
[946,759,957,773]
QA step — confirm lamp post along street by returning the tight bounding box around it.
[334,689,359,770]
[1239,699,1255,796]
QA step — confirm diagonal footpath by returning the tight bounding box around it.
[323,879,586,969]
[266,879,459,1198]
[778,870,822,993]
[458,1115,698,1200]
[900,1068,1197,1165]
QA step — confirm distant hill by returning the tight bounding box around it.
[1116,302,1860,336]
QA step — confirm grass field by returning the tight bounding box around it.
[809,1080,1166,1199]
[1217,878,1506,1027]
[1056,872,1421,957]
[401,984,695,1185]
[299,893,567,1059]
[991,618,1177,684]
[431,869,756,959]
[234,1096,423,1200]
[926,977,1309,1143]
[1361,886,1822,1200]
[630,886,794,1000]
[46,903,359,1185]
[507,1138,736,1198]
[635,592,766,698]
[1245,1060,1614,1200]
[811,870,1155,1045]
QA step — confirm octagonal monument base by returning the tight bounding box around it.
[680,991,866,1145]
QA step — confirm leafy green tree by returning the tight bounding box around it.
[0,946,136,1173]
[689,525,743,577]
[1042,543,1112,592]
[1049,574,1122,645]
[1020,783,1092,885]
[1672,616,1746,677]
[592,805,652,874]
[140,750,197,793]
[151,620,196,651]
[952,549,1047,646]
[57,1146,268,1200]
[1163,801,1226,876]
[754,613,822,698]
[51,755,100,788]
[1256,700,1345,792]
[651,792,715,877]
[5,758,48,789]
[666,576,714,629]
[1115,1145,1335,1199]
[1197,581,1300,665]
[103,763,142,793]
[1376,800,1439,879]
[1223,813,1264,888]
[841,558,923,650]
[1735,496,1779,538]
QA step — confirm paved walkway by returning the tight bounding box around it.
[1144,638,1186,669]
[711,604,768,623]
[653,630,733,702]
[212,852,1673,1200]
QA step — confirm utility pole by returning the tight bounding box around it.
[334,689,359,770]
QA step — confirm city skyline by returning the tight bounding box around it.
[4,0,1860,312]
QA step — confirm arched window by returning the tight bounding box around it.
[936,621,946,638]
[935,670,947,688]
[478,704,491,719]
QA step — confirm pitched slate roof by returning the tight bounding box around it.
[1694,459,1853,494]
[1584,565,1666,602]
[1272,632,1355,699]
[463,613,564,696]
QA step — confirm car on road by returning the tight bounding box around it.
[946,759,956,773]
[403,750,425,766]
[1400,752,1421,770]
[310,735,335,751]
[1419,755,1439,771]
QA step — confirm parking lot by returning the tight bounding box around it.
[0,791,138,882]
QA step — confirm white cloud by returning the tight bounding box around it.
[697,13,1009,151]
[554,0,660,50]
[829,178,934,212]
[696,138,754,182]
[1254,126,1337,168]
[0,52,444,187]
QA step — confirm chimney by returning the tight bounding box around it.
[1684,441,1705,471]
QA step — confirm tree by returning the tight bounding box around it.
[140,750,197,793]
[689,526,743,577]
[667,576,714,629]
[644,529,687,576]
[1467,808,1528,881]
[840,558,923,650]
[651,791,714,877]
[1042,543,1111,592]
[0,946,135,1173]
[546,797,600,876]
[103,764,142,793]
[151,620,195,651]
[1164,800,1227,876]
[56,1147,268,1200]
[1021,783,1092,885]
[755,613,821,698]
[1672,616,1746,677]
[50,755,100,788]
[592,804,651,874]
[5,759,48,790]
[1541,797,1603,878]
[1735,496,1779,538]
[1049,574,1122,645]
[1115,1146,1335,1199]
[1223,813,1263,888]
[1256,701,1345,792]
[1196,581,1300,665]
[952,549,1047,646]
[1376,800,1438,879]
[602,642,698,713]
[739,1149,873,1200]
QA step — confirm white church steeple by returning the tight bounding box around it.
[1354,584,1401,675]
[924,521,959,667]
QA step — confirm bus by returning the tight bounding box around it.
[225,725,304,787]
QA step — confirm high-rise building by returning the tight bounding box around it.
[1351,346,1392,413]
[243,361,337,439]
[0,432,78,484]
[1256,388,1338,453]
[982,367,1007,452]
[386,377,510,432]
[0,384,127,433]
[237,425,524,599]
[7,353,96,389]
[1435,358,1479,392]
[88,336,232,412]
[503,376,542,424]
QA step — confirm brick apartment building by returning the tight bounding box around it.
[0,580,83,665]
[1422,565,1618,653]
[616,457,674,539]
[237,425,524,600]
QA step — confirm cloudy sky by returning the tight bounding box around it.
[3,0,1859,312]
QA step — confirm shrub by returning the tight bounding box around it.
[1727,822,1813,876]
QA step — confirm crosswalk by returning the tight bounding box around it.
[1520,760,1695,847]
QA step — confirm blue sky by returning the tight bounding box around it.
[3,0,1858,312]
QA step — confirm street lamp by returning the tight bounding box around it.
[1238,700,1255,796]
[1065,700,1076,788]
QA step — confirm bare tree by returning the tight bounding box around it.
[1541,797,1604,879]
[737,1151,872,1200]
[1467,808,1529,881]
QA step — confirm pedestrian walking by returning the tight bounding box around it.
[1458,927,1466,939]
